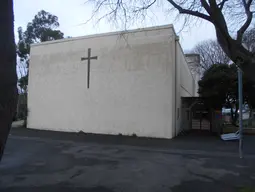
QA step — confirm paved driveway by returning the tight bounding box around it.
[1,129,255,192]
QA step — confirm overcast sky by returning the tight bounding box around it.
[14,0,216,51]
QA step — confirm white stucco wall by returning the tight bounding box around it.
[185,54,200,97]
[174,41,196,136]
[28,25,177,139]
[178,47,195,97]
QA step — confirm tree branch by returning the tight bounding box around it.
[217,0,228,10]
[237,0,254,43]
[134,0,156,12]
[166,0,212,22]
[200,0,212,14]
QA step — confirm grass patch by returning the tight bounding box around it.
[239,187,255,192]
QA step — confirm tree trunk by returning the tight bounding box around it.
[233,108,238,126]
[230,104,234,123]
[230,104,238,126]
[0,0,18,161]
[248,103,253,127]
[215,26,255,83]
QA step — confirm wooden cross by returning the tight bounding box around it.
[81,48,98,89]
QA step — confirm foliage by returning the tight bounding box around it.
[86,0,255,83]
[18,75,28,93]
[17,10,64,93]
[198,64,236,110]
[199,64,255,123]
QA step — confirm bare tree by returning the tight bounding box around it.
[86,0,255,82]
[0,0,17,161]
[185,53,202,78]
[192,40,230,73]
[17,60,28,94]
[243,28,255,53]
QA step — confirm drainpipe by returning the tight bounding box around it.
[174,36,179,137]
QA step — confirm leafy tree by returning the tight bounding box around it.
[0,0,17,161]
[17,10,64,93]
[199,64,255,124]
[87,0,255,83]
[18,75,28,94]
[199,64,234,109]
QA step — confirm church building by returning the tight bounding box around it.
[27,25,199,139]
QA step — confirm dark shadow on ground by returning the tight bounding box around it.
[1,128,255,192]
[9,127,255,154]
[0,186,114,192]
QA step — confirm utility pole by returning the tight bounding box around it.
[238,65,243,158]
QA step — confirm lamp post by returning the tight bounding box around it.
[237,61,243,158]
